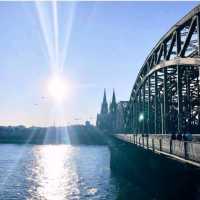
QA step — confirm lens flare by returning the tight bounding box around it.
[47,74,68,103]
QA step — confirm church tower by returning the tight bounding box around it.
[110,89,117,114]
[109,89,117,131]
[101,89,108,114]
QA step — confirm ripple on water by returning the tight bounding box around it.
[87,187,98,195]
[0,145,118,200]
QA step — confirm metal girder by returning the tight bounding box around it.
[132,58,200,102]
[166,33,176,60]
[197,14,200,56]
[177,65,183,134]
[132,5,200,94]
[125,6,200,134]
[179,17,197,57]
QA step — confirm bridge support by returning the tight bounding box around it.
[108,135,200,200]
[177,65,183,134]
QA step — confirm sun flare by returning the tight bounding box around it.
[47,74,68,103]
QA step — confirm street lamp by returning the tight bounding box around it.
[139,113,144,122]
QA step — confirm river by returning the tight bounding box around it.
[0,144,153,200]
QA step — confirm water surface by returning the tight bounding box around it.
[0,145,118,200]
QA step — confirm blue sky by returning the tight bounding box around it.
[0,1,198,127]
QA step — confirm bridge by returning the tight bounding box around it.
[124,5,200,135]
[108,5,200,168]
[96,5,200,199]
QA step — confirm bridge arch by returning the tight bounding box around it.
[125,5,200,134]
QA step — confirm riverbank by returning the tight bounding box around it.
[0,125,106,145]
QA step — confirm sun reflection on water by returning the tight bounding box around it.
[29,145,80,200]
[0,145,117,200]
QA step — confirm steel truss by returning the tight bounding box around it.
[125,5,200,134]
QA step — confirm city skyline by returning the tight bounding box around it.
[0,1,198,127]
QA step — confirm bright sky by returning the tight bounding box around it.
[0,1,198,127]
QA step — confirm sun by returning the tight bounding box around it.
[47,74,68,103]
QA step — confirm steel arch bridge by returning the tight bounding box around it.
[125,5,200,135]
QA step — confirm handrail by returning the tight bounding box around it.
[114,134,200,167]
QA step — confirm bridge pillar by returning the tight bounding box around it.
[177,65,183,134]
[143,85,146,134]
[139,91,142,133]
[148,76,151,134]
[154,71,158,134]
[197,14,200,56]
[135,96,138,133]
[163,67,168,134]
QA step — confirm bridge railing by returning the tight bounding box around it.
[115,134,200,165]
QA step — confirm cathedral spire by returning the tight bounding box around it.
[101,89,108,114]
[110,89,117,113]
[111,89,116,105]
[103,89,107,103]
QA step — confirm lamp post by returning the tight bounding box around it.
[139,113,144,134]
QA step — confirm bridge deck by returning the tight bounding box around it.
[114,134,200,168]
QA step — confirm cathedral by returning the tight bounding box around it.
[96,89,127,133]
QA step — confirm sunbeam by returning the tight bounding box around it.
[0,128,38,192]
[60,3,76,71]
[35,1,76,73]
[35,2,55,69]
[52,1,59,71]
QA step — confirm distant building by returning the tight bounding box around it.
[116,101,128,132]
[96,89,110,130]
[85,121,91,127]
[96,89,128,133]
